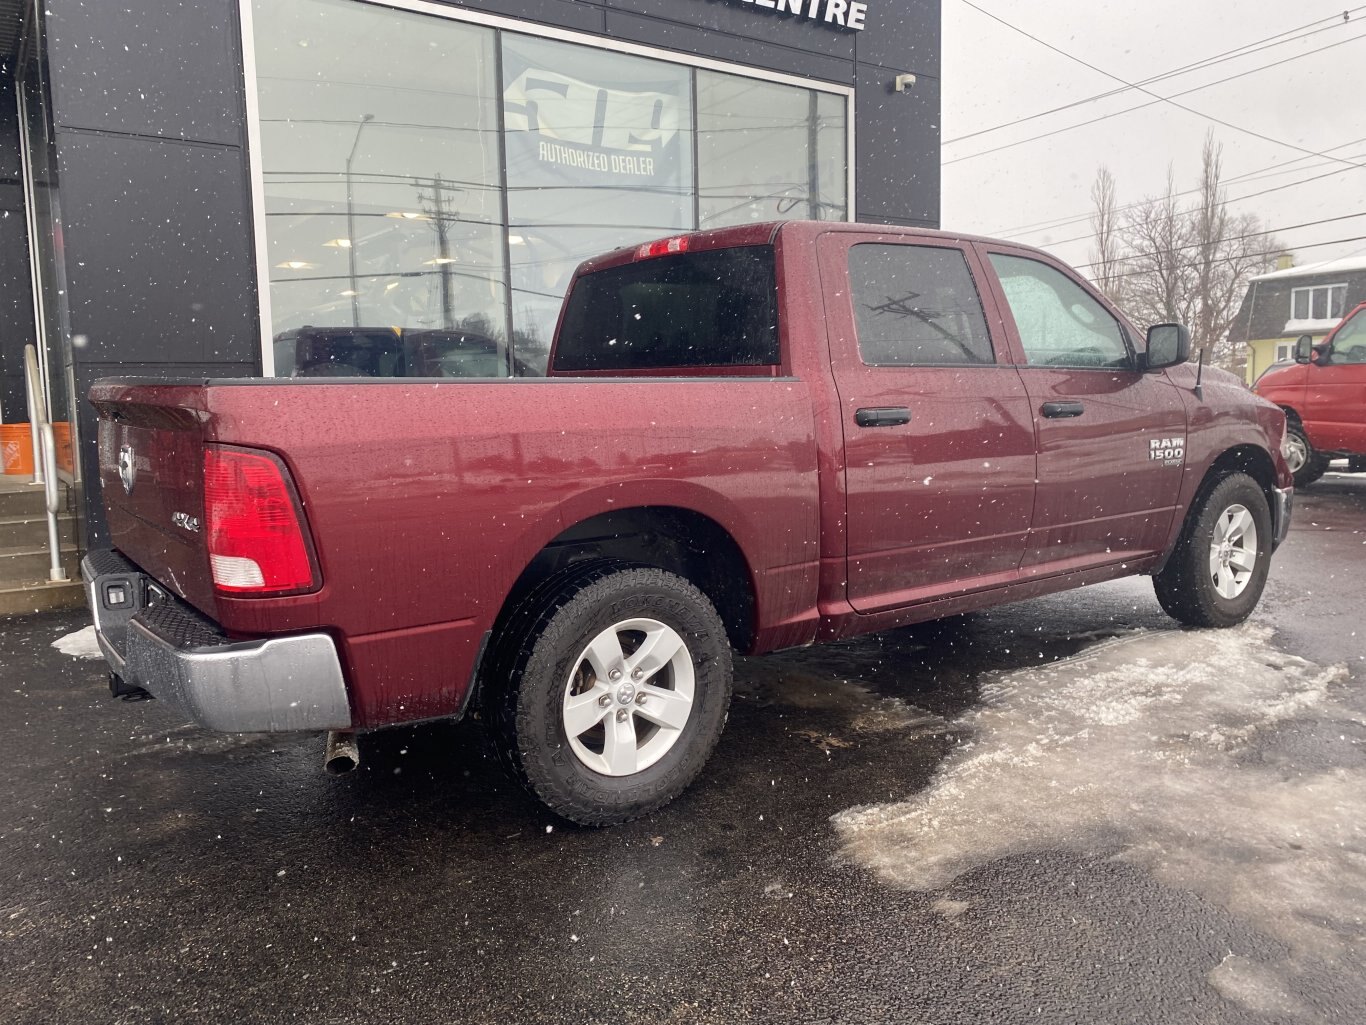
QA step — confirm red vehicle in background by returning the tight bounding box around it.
[1256,301,1366,486]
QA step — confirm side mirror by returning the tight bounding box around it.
[1145,323,1191,370]
[1293,335,1313,363]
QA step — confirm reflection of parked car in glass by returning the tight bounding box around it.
[1255,302,1366,486]
[272,326,540,379]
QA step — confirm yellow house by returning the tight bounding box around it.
[1232,253,1366,384]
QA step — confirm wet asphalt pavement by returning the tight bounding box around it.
[3,476,1364,1025]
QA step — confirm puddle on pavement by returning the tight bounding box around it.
[832,621,1360,1018]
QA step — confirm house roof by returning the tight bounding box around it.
[1251,253,1366,282]
[1230,261,1366,346]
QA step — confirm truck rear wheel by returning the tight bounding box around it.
[1284,420,1329,487]
[1153,472,1272,628]
[490,565,732,826]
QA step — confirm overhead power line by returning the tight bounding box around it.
[1081,231,1366,280]
[1070,211,1366,270]
[945,30,1366,166]
[945,7,1366,145]
[990,135,1366,237]
[950,1,1366,172]
[1015,164,1366,250]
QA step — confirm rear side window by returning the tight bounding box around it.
[848,244,994,366]
[555,246,779,372]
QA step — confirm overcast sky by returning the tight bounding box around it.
[939,0,1366,275]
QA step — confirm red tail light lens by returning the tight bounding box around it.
[203,446,317,595]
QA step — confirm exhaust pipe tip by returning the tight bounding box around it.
[324,730,360,775]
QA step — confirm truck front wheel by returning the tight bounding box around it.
[1153,472,1272,628]
[490,565,732,826]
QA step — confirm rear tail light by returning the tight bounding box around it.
[203,445,318,595]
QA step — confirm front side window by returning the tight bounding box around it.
[555,246,778,372]
[989,254,1131,369]
[848,244,993,366]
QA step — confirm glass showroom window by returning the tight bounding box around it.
[251,0,511,378]
[251,0,849,377]
[697,71,847,229]
[502,36,694,369]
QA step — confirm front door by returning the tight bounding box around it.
[1305,306,1366,455]
[820,232,1036,613]
[979,246,1187,574]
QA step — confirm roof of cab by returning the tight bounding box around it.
[568,219,1051,280]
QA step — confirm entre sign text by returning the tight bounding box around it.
[711,0,870,32]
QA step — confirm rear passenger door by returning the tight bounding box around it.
[819,232,1037,613]
[978,246,1187,574]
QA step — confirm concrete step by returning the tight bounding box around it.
[0,512,78,549]
[0,578,88,618]
[0,482,49,518]
[0,545,82,590]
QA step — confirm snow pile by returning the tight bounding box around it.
[52,624,102,660]
[834,624,1359,1010]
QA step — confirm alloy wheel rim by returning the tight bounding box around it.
[1209,503,1259,600]
[1283,432,1307,473]
[561,617,695,776]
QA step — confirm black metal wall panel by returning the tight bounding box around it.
[606,0,857,62]
[55,131,259,366]
[602,9,854,83]
[853,0,939,77]
[852,63,939,227]
[433,0,606,33]
[43,0,244,144]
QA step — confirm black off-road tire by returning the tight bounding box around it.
[1285,420,1330,488]
[488,564,732,826]
[1153,472,1273,628]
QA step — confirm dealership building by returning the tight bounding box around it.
[0,0,940,588]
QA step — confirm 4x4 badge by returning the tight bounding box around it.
[118,444,136,495]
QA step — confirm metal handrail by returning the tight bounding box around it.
[22,345,44,487]
[23,344,67,582]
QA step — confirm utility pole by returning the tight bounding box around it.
[344,113,374,327]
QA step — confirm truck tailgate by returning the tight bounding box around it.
[90,383,217,616]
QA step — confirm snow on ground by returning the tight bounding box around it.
[834,623,1358,1015]
[51,624,102,659]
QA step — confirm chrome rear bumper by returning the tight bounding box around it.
[83,551,352,733]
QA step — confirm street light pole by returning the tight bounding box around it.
[344,113,374,327]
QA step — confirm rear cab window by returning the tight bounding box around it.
[554,246,779,373]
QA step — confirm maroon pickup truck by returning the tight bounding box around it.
[84,221,1293,825]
